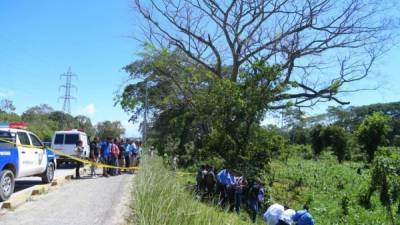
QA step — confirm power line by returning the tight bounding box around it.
[59,67,77,114]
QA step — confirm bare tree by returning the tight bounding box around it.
[133,0,397,108]
[0,99,16,113]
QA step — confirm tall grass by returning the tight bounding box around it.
[129,156,248,225]
[268,153,391,225]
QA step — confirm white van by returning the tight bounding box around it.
[51,129,90,166]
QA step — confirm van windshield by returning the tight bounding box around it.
[0,131,16,149]
[54,134,64,145]
[65,134,79,145]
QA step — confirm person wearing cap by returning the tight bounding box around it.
[292,205,315,225]
[263,203,285,225]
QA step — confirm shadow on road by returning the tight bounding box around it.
[14,163,76,193]
[14,180,42,192]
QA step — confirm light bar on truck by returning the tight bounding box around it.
[0,122,29,129]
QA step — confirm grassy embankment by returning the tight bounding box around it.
[129,155,249,225]
[130,153,397,225]
[177,152,395,225]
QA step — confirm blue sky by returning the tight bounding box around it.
[0,1,399,134]
[0,0,141,136]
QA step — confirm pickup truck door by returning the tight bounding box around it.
[16,131,36,177]
[28,133,46,174]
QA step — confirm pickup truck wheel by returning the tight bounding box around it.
[0,170,15,201]
[41,162,55,184]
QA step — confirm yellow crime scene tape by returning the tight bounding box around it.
[0,137,140,170]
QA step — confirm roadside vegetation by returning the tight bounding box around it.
[118,0,400,222]
[0,103,125,141]
[257,152,391,224]
[176,147,398,225]
[129,155,248,225]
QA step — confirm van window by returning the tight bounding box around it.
[65,134,79,145]
[0,131,16,148]
[17,132,31,145]
[54,134,64,145]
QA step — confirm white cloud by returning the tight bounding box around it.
[0,89,15,98]
[84,103,95,115]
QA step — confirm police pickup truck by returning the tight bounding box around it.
[0,123,56,201]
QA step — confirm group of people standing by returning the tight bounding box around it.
[215,168,265,223]
[202,167,315,224]
[74,136,142,178]
[196,166,266,223]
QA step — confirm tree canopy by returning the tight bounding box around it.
[96,121,126,140]
[357,112,391,163]
[0,104,110,141]
[133,0,397,108]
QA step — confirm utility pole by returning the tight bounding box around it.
[59,67,77,114]
[143,80,148,145]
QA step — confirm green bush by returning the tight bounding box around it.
[287,144,313,160]
[376,146,400,158]
[356,112,391,163]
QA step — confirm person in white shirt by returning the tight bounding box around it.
[263,203,285,225]
[278,209,296,225]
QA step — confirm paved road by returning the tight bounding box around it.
[0,173,134,225]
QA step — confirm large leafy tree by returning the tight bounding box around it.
[22,105,57,141]
[282,107,309,144]
[120,49,287,176]
[123,0,397,176]
[96,121,125,140]
[357,112,391,163]
[323,125,349,163]
[75,115,96,138]
[310,124,325,157]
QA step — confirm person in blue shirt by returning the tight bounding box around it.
[123,139,132,171]
[100,137,112,177]
[133,141,141,167]
[216,168,235,206]
[292,205,315,225]
[217,168,235,186]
